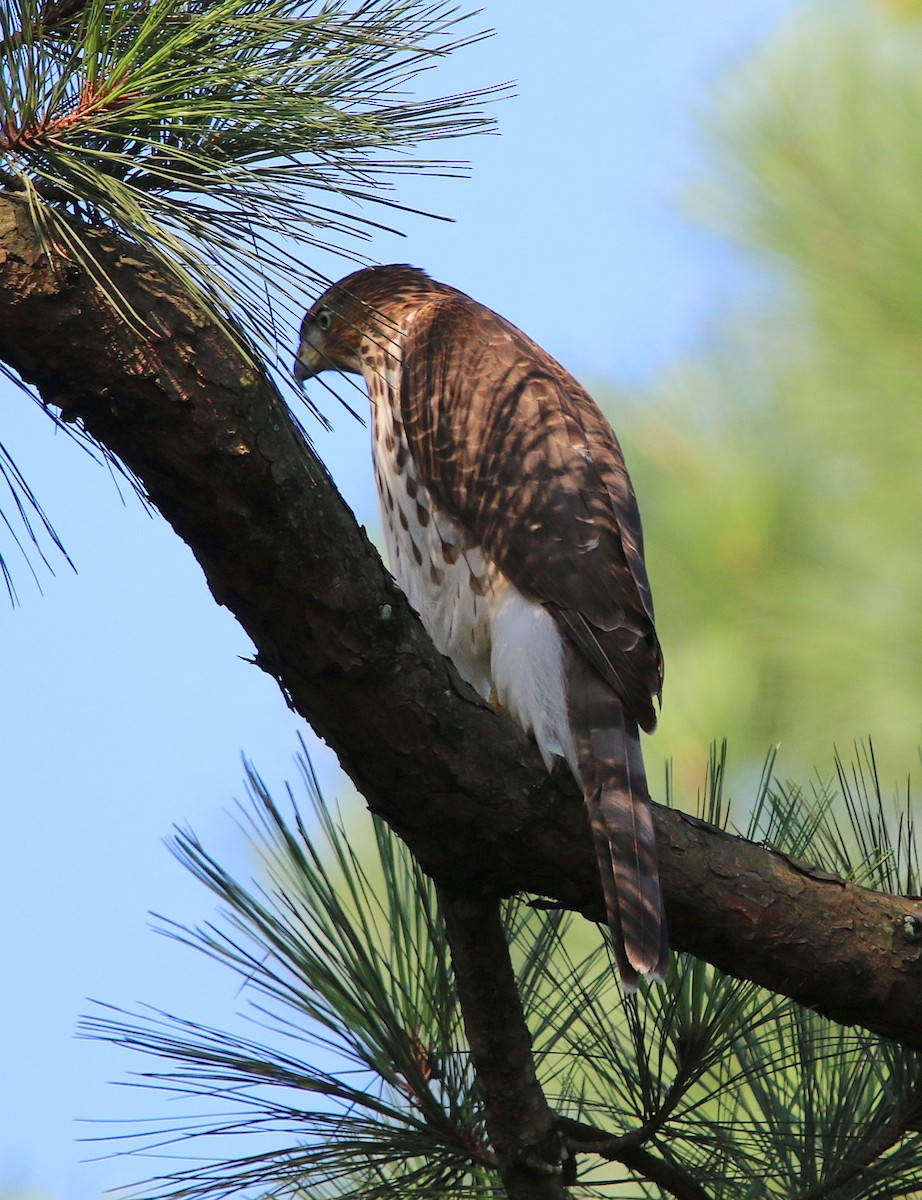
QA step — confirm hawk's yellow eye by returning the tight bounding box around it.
[317,309,333,332]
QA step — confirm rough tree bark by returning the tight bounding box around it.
[438,888,568,1200]
[1,194,921,1048]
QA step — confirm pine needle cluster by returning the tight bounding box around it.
[0,0,500,360]
[83,744,922,1200]
[0,0,502,589]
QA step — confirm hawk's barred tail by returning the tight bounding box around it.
[567,652,669,990]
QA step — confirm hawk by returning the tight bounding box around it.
[294,264,667,987]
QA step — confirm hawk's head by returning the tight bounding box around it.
[293,264,449,384]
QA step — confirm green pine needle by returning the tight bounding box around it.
[0,0,505,392]
[0,0,503,590]
[82,741,922,1200]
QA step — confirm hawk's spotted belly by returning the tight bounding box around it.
[371,370,577,775]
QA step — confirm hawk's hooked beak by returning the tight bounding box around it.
[293,343,322,387]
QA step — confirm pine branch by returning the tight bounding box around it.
[84,770,922,1200]
[437,888,568,1199]
[1,197,922,1050]
[558,1117,711,1200]
[555,1057,695,1158]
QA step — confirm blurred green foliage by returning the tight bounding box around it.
[608,0,922,791]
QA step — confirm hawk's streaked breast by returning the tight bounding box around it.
[367,332,575,770]
[369,349,496,699]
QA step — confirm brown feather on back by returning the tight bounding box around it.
[393,291,663,731]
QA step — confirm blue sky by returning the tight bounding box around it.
[0,3,796,1197]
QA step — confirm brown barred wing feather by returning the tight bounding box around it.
[394,291,668,982]
[395,296,661,723]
